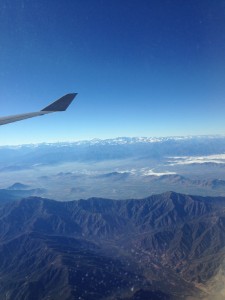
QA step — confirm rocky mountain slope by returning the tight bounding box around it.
[0,192,225,299]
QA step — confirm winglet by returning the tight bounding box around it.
[41,93,77,112]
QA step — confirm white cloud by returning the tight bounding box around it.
[140,168,176,176]
[168,154,225,166]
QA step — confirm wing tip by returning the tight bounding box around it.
[41,93,78,112]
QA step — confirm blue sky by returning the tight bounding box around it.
[1,0,225,145]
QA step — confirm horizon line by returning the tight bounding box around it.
[1,134,225,147]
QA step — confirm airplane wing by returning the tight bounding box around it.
[0,93,77,126]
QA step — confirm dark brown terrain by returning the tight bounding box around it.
[0,192,225,299]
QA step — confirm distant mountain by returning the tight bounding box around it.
[149,174,189,183]
[200,178,225,189]
[0,135,225,165]
[97,171,130,180]
[7,182,30,190]
[147,174,225,190]
[0,187,47,206]
[0,192,225,299]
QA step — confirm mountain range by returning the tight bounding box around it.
[0,192,225,299]
[1,135,225,199]
[1,135,225,165]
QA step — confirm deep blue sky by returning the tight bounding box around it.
[1,0,225,145]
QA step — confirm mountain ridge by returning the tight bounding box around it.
[1,192,225,299]
[1,135,225,148]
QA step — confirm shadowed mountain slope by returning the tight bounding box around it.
[0,192,225,299]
